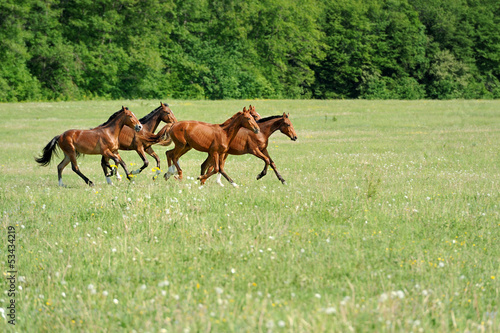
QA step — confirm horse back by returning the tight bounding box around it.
[60,128,112,155]
[171,121,219,152]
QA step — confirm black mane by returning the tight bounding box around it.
[257,115,282,123]
[94,109,124,128]
[139,104,168,124]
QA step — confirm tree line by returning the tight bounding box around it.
[1,0,499,102]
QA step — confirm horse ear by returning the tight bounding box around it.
[243,106,247,112]
[160,101,164,106]
[283,112,287,118]
[122,106,126,110]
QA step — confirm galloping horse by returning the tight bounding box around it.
[35,106,143,186]
[104,102,177,180]
[164,107,260,186]
[201,113,297,185]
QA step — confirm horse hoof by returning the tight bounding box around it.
[282,180,287,185]
[231,182,239,188]
[88,181,94,187]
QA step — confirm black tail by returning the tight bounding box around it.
[35,135,60,166]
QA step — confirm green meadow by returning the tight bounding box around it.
[0,100,498,332]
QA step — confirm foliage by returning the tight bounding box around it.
[1,0,500,101]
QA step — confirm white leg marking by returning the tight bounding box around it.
[165,165,178,179]
[216,173,224,187]
[231,182,239,188]
[116,172,122,181]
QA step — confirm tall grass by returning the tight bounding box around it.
[0,100,498,332]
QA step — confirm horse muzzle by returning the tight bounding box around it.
[135,124,143,132]
[291,136,297,141]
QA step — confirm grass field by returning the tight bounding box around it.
[0,99,499,332]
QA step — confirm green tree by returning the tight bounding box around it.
[0,0,41,101]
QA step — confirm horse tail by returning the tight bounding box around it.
[138,124,173,147]
[156,124,173,146]
[35,135,60,166]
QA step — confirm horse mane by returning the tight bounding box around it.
[139,104,168,123]
[220,111,242,126]
[257,115,282,123]
[93,109,124,128]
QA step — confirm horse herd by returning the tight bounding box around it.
[35,103,298,187]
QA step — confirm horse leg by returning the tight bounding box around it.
[68,152,93,186]
[130,146,149,175]
[101,155,122,181]
[101,156,115,185]
[200,155,210,176]
[57,154,71,187]
[164,149,177,180]
[253,148,272,181]
[198,152,219,185]
[263,148,286,184]
[218,154,238,187]
[114,153,133,180]
[165,146,189,181]
[199,154,223,186]
[173,146,191,180]
[146,147,161,180]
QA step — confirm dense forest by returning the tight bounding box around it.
[1,0,500,101]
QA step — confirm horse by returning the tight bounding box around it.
[35,106,143,186]
[201,113,297,186]
[163,107,260,186]
[103,102,177,180]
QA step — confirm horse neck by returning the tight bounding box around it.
[141,110,163,133]
[102,115,128,138]
[258,117,283,139]
[221,116,247,143]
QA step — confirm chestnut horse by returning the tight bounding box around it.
[164,107,260,186]
[104,102,177,180]
[35,106,143,186]
[201,113,297,185]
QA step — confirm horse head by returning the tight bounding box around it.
[280,113,297,141]
[122,106,143,132]
[241,108,260,134]
[160,102,178,124]
[248,105,262,121]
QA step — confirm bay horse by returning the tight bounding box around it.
[163,107,260,186]
[104,102,177,180]
[201,113,297,185]
[35,106,143,186]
